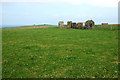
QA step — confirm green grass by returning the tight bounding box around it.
[2,25,118,78]
[94,25,119,30]
[2,25,57,29]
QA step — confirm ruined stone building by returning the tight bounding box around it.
[58,21,64,28]
[58,20,95,29]
[85,20,95,29]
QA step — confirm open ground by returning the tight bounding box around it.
[2,25,118,78]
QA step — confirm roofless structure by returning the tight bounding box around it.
[58,20,95,29]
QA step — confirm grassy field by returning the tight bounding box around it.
[2,25,118,78]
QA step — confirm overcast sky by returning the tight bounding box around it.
[1,0,119,25]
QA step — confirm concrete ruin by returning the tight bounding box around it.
[58,20,95,29]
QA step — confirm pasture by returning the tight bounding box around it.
[2,25,118,78]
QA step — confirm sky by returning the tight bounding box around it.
[1,0,119,25]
